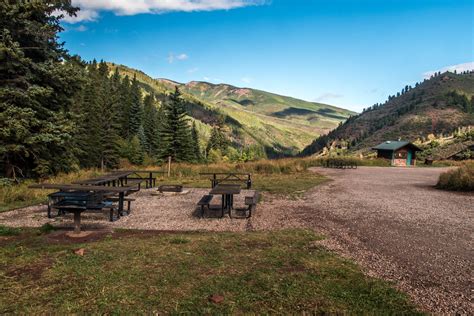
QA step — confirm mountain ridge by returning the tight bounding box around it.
[108,63,354,157]
[301,71,474,156]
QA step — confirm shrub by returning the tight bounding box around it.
[437,163,474,191]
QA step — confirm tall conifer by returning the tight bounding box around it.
[159,87,193,162]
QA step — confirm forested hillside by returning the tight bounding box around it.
[108,64,354,158]
[301,72,474,156]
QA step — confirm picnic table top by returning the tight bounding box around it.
[72,172,135,185]
[199,172,251,176]
[118,170,166,174]
[28,183,133,193]
[210,183,242,195]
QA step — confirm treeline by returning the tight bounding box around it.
[72,60,201,169]
[0,2,194,178]
[0,1,267,179]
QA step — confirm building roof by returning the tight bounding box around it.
[372,141,422,151]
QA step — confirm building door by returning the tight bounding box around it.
[407,151,412,166]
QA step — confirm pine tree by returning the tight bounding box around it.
[206,126,230,154]
[128,75,143,137]
[118,75,132,138]
[159,87,193,162]
[143,94,160,156]
[191,122,201,162]
[0,1,81,178]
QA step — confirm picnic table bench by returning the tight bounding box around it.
[244,191,259,218]
[324,159,358,169]
[197,195,214,217]
[119,170,166,189]
[200,173,252,189]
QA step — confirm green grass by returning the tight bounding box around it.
[0,229,420,314]
[0,225,20,236]
[163,171,327,198]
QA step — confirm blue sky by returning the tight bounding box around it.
[60,0,474,112]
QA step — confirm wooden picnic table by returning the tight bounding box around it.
[209,183,241,218]
[29,184,134,233]
[200,172,252,189]
[119,170,166,188]
[72,171,134,186]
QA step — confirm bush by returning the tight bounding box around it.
[437,163,474,191]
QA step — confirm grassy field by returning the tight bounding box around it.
[0,228,420,314]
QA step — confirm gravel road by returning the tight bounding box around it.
[302,167,473,314]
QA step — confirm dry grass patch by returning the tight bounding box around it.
[437,162,474,191]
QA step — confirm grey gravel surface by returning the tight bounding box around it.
[303,167,473,314]
[1,167,472,313]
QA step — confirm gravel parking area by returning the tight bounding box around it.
[0,189,307,232]
[302,167,473,314]
[1,167,472,313]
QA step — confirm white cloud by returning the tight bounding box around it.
[203,76,221,82]
[188,67,199,74]
[423,62,474,79]
[74,25,88,32]
[241,77,253,84]
[176,53,188,61]
[168,52,189,63]
[314,92,343,102]
[63,0,265,23]
[60,8,99,23]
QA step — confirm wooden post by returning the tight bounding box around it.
[168,156,171,177]
[73,211,81,234]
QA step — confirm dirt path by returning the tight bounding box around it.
[302,167,473,314]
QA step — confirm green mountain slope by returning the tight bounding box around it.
[108,63,354,157]
[301,72,474,156]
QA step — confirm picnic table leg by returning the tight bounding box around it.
[118,192,125,216]
[221,194,225,218]
[149,172,153,189]
[73,211,81,234]
[228,194,233,218]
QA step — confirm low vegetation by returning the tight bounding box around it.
[437,163,474,191]
[0,229,420,314]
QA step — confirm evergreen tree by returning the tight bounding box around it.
[118,75,132,138]
[0,1,81,177]
[159,87,193,162]
[128,75,143,137]
[206,126,230,154]
[191,122,201,162]
[143,94,160,156]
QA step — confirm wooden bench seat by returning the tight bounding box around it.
[197,195,214,217]
[106,197,136,214]
[49,194,118,222]
[244,191,259,218]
